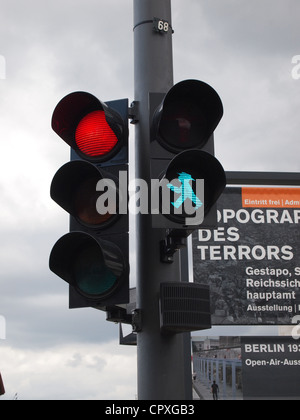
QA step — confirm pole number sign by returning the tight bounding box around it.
[153,17,171,34]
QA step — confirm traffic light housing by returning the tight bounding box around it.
[49,92,129,310]
[51,91,127,164]
[150,79,226,231]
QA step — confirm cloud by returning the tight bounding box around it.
[0,342,137,400]
[0,0,299,400]
[173,0,300,172]
[175,0,300,56]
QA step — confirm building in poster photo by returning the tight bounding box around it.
[192,187,300,325]
[192,336,243,400]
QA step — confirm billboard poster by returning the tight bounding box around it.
[192,187,300,325]
[192,336,300,400]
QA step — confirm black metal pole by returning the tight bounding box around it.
[133,0,191,400]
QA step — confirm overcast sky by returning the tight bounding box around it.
[0,0,299,400]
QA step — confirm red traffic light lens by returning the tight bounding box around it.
[75,110,118,158]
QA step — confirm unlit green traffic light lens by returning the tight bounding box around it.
[73,246,117,297]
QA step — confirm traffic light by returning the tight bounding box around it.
[150,79,226,232]
[49,92,129,310]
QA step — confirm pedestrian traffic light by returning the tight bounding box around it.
[150,79,226,231]
[49,92,129,310]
